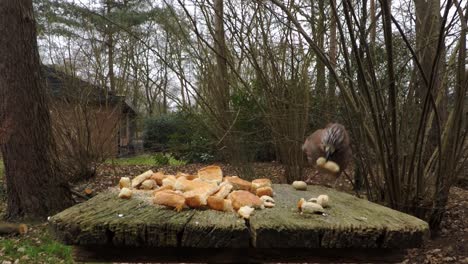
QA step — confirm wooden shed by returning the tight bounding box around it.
[43,65,137,157]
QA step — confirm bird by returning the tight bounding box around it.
[302,123,351,187]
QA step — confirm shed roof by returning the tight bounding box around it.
[42,65,136,115]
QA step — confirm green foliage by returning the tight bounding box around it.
[153,153,187,166]
[143,113,188,152]
[143,113,217,163]
[153,152,169,165]
[230,88,276,162]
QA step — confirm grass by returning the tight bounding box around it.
[106,154,155,166]
[106,153,187,166]
[0,153,188,263]
[0,224,73,263]
[0,159,73,263]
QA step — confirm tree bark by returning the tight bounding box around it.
[326,0,338,119]
[315,0,326,99]
[106,0,115,94]
[0,0,73,220]
[214,0,230,112]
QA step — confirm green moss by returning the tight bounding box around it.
[50,186,429,249]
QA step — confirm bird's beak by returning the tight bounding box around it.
[325,150,331,161]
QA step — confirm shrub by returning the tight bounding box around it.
[143,114,188,152]
[153,152,187,166]
[143,113,218,163]
[153,153,170,165]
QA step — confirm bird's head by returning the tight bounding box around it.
[321,123,346,161]
[323,144,336,161]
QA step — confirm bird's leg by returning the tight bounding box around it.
[332,176,339,189]
[305,170,320,184]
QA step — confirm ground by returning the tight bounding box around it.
[0,155,466,263]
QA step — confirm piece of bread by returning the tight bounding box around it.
[298,198,324,214]
[183,185,220,208]
[119,177,131,189]
[131,170,154,188]
[174,177,217,192]
[316,157,340,175]
[251,178,272,192]
[118,188,132,199]
[317,194,330,207]
[260,195,275,208]
[140,179,157,190]
[184,195,205,208]
[228,190,263,210]
[292,181,307,190]
[162,175,177,187]
[0,222,28,235]
[207,196,233,212]
[237,206,255,219]
[213,182,233,199]
[153,185,174,193]
[176,172,198,180]
[150,172,166,185]
[197,165,223,183]
[176,172,190,178]
[153,190,186,212]
[224,176,252,191]
[256,186,274,197]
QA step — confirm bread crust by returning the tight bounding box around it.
[153,190,186,212]
[197,165,223,183]
[224,176,252,191]
[228,190,263,210]
[256,186,274,197]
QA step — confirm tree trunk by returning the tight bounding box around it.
[414,0,447,198]
[0,0,73,220]
[326,0,338,119]
[315,0,326,99]
[370,0,376,51]
[214,0,230,112]
[106,0,115,94]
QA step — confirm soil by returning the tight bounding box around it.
[70,162,468,264]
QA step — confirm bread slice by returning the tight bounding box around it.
[119,177,131,189]
[131,170,154,188]
[140,179,157,190]
[153,190,186,212]
[207,196,233,212]
[150,172,166,186]
[224,176,252,191]
[118,187,132,199]
[161,175,177,187]
[153,185,174,193]
[228,190,263,210]
[184,195,205,208]
[213,182,233,199]
[251,178,272,192]
[174,177,217,192]
[256,186,274,197]
[183,185,220,208]
[197,165,223,183]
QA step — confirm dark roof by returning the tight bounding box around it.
[42,65,136,115]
